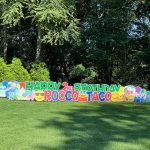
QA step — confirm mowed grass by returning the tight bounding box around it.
[0,99,150,150]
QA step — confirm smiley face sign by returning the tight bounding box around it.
[35,90,44,101]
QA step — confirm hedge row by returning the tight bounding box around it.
[0,58,50,82]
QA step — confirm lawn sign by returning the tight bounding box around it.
[0,81,149,102]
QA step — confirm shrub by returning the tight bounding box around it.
[4,67,16,81]
[0,58,16,81]
[0,57,30,82]
[8,58,31,81]
[82,67,97,83]
[30,62,50,81]
[69,64,97,83]
[69,64,85,78]
[0,58,7,82]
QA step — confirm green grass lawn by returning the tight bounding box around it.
[0,99,150,150]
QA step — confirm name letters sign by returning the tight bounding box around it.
[0,81,149,102]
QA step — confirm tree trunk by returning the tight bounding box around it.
[3,25,7,63]
[35,25,41,61]
[109,45,115,84]
[2,2,7,63]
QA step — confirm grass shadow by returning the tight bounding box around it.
[34,103,150,150]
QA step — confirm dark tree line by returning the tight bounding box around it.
[0,0,150,88]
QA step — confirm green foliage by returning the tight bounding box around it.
[30,62,50,81]
[0,58,50,82]
[0,57,30,81]
[0,0,149,85]
[0,57,15,81]
[0,57,7,81]
[1,1,24,26]
[82,67,97,83]
[25,0,80,45]
[70,64,97,83]
[8,58,31,81]
[70,64,85,77]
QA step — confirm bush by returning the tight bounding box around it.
[82,67,97,83]
[4,67,16,81]
[0,57,15,81]
[69,64,85,78]
[69,64,97,83]
[0,58,7,82]
[8,58,31,81]
[30,62,50,81]
[0,57,31,82]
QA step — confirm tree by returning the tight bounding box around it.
[0,0,24,62]
[25,0,80,60]
[0,0,149,86]
[74,0,143,84]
